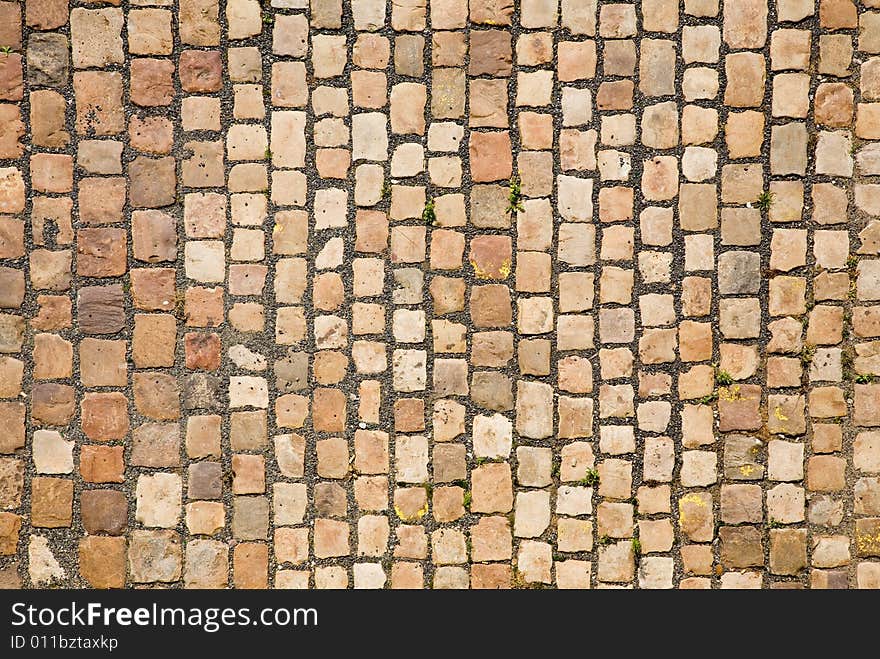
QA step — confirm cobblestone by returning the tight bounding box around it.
[1,0,879,589]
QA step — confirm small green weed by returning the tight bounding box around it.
[755,190,775,211]
[505,176,524,215]
[422,198,436,225]
[800,343,816,366]
[697,391,718,405]
[579,468,600,487]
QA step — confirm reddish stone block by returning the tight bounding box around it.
[131,423,180,468]
[0,217,24,258]
[179,50,222,92]
[394,398,425,432]
[78,178,126,224]
[233,543,269,589]
[0,104,23,158]
[79,338,127,387]
[131,269,176,312]
[469,131,513,182]
[26,0,69,31]
[133,372,180,421]
[313,388,346,432]
[185,286,224,327]
[0,266,24,309]
[0,401,24,453]
[32,295,72,331]
[31,383,75,427]
[131,314,175,369]
[471,563,511,589]
[470,235,513,280]
[185,332,221,371]
[80,445,125,484]
[130,156,176,208]
[718,384,763,432]
[132,210,177,263]
[470,284,513,327]
[81,392,130,442]
[130,115,174,155]
[469,30,512,76]
[0,54,23,101]
[73,71,124,135]
[0,512,20,556]
[130,58,175,107]
[77,228,127,277]
[30,153,73,193]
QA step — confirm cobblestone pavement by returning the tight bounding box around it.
[1,0,880,590]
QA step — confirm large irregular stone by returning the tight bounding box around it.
[723,0,768,49]
[27,33,69,87]
[70,8,124,69]
[26,0,69,31]
[28,535,65,587]
[180,0,221,46]
[129,530,182,583]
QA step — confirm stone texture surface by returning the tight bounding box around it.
[0,0,875,591]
